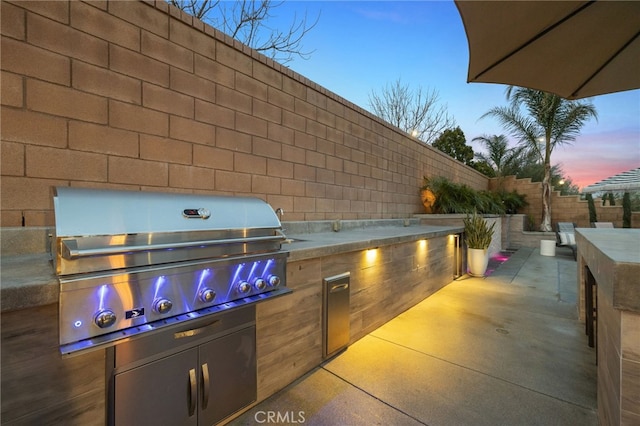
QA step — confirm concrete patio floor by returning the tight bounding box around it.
[230,247,597,426]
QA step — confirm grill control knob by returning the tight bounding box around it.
[238,281,251,294]
[153,298,173,314]
[200,288,216,303]
[268,275,281,287]
[254,278,267,291]
[94,309,117,329]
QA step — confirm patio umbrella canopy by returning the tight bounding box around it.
[582,167,640,193]
[455,1,640,100]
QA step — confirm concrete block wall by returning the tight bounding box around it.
[1,0,487,227]
[491,176,639,229]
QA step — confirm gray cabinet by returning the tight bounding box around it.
[200,327,257,425]
[111,307,256,426]
[115,347,199,425]
[323,272,351,359]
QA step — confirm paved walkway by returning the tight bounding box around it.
[231,247,597,426]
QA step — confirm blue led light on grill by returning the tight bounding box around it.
[192,268,213,306]
[231,263,245,285]
[197,269,211,286]
[261,258,274,276]
[194,269,211,295]
[153,275,166,299]
[98,284,109,310]
[248,261,259,280]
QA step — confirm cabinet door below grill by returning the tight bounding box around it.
[199,326,257,426]
[114,349,199,426]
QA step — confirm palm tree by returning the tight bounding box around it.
[472,134,525,185]
[481,87,597,231]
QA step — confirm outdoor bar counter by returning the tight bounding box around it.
[576,228,640,426]
[1,219,462,424]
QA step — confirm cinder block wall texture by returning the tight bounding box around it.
[1,0,487,227]
[490,175,640,228]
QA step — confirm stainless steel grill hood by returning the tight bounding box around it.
[54,186,282,238]
[53,187,285,276]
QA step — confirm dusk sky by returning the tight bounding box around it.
[268,1,640,189]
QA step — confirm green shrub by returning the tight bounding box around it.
[586,193,597,223]
[476,191,505,214]
[603,192,616,206]
[623,192,631,228]
[496,190,528,214]
[421,176,526,215]
[421,177,478,214]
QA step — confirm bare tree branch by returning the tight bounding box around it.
[368,79,455,144]
[169,0,220,20]
[168,0,319,64]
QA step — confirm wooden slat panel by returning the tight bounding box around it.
[1,304,105,425]
[256,258,323,400]
[255,236,454,402]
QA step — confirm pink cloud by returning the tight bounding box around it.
[552,129,639,189]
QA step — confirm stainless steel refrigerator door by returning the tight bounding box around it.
[323,272,350,359]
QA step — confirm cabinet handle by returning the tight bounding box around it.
[330,283,349,293]
[201,363,210,410]
[188,368,197,417]
[174,320,221,339]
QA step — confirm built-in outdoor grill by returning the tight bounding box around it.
[53,186,290,356]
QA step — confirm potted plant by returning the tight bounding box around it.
[463,212,496,277]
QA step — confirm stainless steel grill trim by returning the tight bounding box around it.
[56,238,284,276]
[61,234,285,259]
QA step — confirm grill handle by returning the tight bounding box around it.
[61,234,286,260]
[174,320,221,340]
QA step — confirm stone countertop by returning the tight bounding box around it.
[282,224,462,262]
[1,254,58,312]
[0,223,463,312]
[575,228,640,313]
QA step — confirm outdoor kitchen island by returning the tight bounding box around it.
[1,219,462,425]
[576,229,640,426]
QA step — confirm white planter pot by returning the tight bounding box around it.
[540,240,556,256]
[467,248,489,277]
